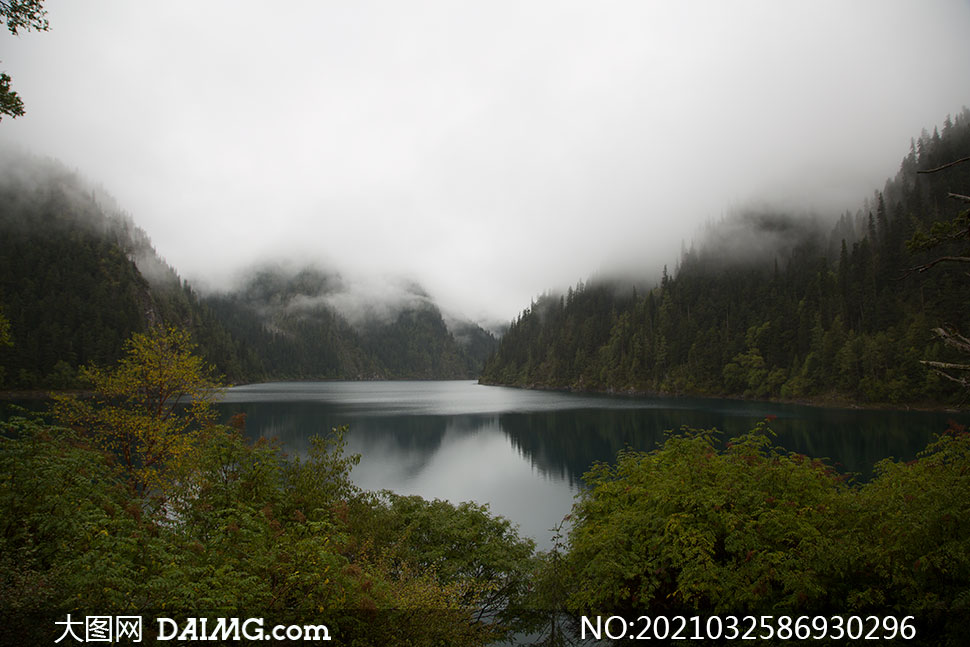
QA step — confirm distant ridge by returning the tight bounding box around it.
[0,150,495,389]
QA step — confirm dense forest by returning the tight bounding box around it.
[2,327,967,645]
[482,109,970,407]
[0,151,494,389]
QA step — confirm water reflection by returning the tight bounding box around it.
[499,404,949,485]
[215,381,968,547]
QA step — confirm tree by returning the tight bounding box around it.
[0,72,24,119]
[0,413,516,645]
[0,306,10,385]
[0,418,159,642]
[1,0,47,33]
[0,306,11,348]
[51,326,221,495]
[908,157,970,395]
[0,0,48,120]
[564,422,850,618]
[351,491,540,642]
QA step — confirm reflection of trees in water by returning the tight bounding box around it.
[216,402,341,454]
[215,401,496,482]
[216,397,966,489]
[340,415,493,484]
[501,405,963,485]
[768,411,942,480]
[500,409,668,486]
[216,401,455,453]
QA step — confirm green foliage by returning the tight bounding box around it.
[0,152,264,388]
[1,325,533,645]
[855,422,970,619]
[0,418,143,614]
[565,422,848,616]
[905,160,970,394]
[0,415,523,645]
[0,0,48,120]
[907,209,970,255]
[0,72,24,120]
[352,491,539,641]
[361,304,477,379]
[558,420,970,644]
[5,319,970,644]
[0,306,10,348]
[1,0,48,35]
[0,161,147,387]
[51,326,220,494]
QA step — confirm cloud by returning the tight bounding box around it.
[227,260,436,328]
[2,1,968,322]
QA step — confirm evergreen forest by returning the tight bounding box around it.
[1,44,969,639]
[0,151,495,389]
[482,109,970,407]
[1,328,967,645]
[2,2,969,644]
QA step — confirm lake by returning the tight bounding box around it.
[215,380,968,549]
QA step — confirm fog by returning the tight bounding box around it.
[2,1,969,323]
[692,207,835,269]
[229,260,442,329]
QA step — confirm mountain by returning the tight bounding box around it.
[203,265,496,380]
[0,151,259,387]
[481,109,970,406]
[0,150,495,389]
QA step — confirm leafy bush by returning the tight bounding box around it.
[559,420,970,644]
[565,422,849,616]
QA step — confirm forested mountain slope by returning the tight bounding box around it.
[203,266,496,380]
[481,110,970,406]
[0,151,260,387]
[0,151,495,388]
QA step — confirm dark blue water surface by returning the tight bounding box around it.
[215,381,967,548]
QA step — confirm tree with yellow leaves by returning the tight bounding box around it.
[52,325,221,495]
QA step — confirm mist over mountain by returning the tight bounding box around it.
[482,110,970,406]
[0,150,495,388]
[3,105,969,404]
[203,263,496,380]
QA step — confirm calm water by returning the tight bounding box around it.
[215,381,968,549]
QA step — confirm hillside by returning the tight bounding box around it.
[481,110,970,406]
[203,266,496,380]
[0,151,260,387]
[0,151,495,388]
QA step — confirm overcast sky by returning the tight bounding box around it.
[2,1,969,324]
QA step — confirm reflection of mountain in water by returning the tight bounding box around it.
[500,409,667,486]
[216,390,963,494]
[499,405,951,486]
[215,400,494,483]
[340,414,490,484]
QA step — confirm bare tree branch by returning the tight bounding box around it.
[918,157,970,174]
[932,326,970,353]
[920,361,970,388]
[906,255,970,275]
[921,360,970,371]
[911,156,970,397]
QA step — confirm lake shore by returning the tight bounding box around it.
[4,379,965,414]
[476,378,966,414]
[0,389,92,401]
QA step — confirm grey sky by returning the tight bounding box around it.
[2,1,969,324]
